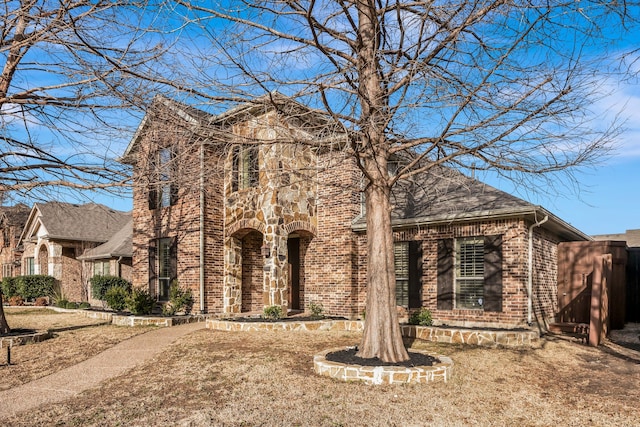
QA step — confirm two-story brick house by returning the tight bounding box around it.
[123,94,589,330]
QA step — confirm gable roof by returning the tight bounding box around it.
[19,202,130,245]
[77,219,132,260]
[352,166,589,241]
[121,92,340,164]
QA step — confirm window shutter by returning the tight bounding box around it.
[409,241,423,308]
[437,238,454,310]
[148,186,158,210]
[170,237,178,283]
[231,146,239,192]
[483,235,503,312]
[148,240,157,292]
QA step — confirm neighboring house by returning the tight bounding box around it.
[0,204,30,280]
[77,219,133,305]
[122,94,589,330]
[17,202,130,302]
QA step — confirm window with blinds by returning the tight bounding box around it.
[394,241,409,307]
[158,238,173,301]
[455,237,484,309]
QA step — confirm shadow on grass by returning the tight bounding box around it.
[47,321,111,334]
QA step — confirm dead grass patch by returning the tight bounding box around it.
[1,308,150,391]
[2,321,638,427]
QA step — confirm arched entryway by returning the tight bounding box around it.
[241,230,264,313]
[287,231,313,311]
[38,245,48,276]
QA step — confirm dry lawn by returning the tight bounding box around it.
[1,308,151,391]
[1,310,639,427]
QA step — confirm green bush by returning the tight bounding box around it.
[65,301,79,309]
[104,286,130,312]
[162,282,194,316]
[1,277,19,298]
[408,308,433,326]
[263,305,283,320]
[79,302,91,309]
[126,288,156,315]
[90,275,131,301]
[309,301,325,320]
[16,275,55,300]
[56,298,69,308]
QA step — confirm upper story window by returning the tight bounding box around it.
[149,146,178,209]
[232,145,259,191]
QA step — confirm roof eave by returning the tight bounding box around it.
[352,206,590,242]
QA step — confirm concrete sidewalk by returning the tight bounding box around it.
[0,321,206,418]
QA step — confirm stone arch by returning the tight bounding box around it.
[226,218,266,238]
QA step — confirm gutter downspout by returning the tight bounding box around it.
[116,256,123,278]
[528,214,549,325]
[199,140,206,313]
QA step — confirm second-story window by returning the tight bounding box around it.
[149,146,178,209]
[232,145,259,191]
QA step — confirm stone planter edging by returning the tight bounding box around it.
[313,347,453,385]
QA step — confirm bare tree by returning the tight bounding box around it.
[0,0,189,200]
[163,0,638,362]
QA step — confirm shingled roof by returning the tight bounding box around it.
[77,219,132,260]
[20,202,130,244]
[352,165,589,241]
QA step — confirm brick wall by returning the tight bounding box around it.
[130,103,224,313]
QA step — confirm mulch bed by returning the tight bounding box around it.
[325,347,440,367]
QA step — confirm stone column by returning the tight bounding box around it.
[223,236,242,313]
[262,225,289,312]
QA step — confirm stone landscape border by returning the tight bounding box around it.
[313,347,453,385]
[0,330,51,349]
[206,319,539,348]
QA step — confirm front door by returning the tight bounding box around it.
[288,237,301,310]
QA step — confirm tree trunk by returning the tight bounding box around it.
[0,292,10,335]
[357,182,410,363]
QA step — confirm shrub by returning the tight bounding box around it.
[408,308,433,326]
[126,288,156,315]
[309,301,325,320]
[56,298,69,308]
[78,302,91,309]
[263,305,283,320]
[104,286,130,312]
[35,297,49,306]
[90,275,131,301]
[65,301,79,309]
[16,275,55,300]
[1,277,19,298]
[162,282,194,316]
[8,296,24,306]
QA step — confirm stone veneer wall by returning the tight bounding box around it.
[223,113,319,313]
